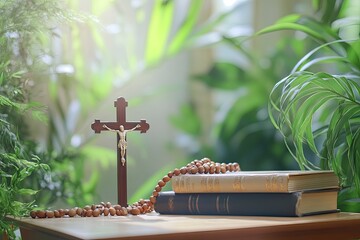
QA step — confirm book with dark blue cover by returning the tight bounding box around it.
[154,189,339,217]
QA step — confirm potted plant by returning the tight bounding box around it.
[259,0,360,211]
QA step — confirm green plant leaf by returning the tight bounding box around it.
[219,90,266,140]
[292,39,349,72]
[169,104,201,136]
[145,0,174,65]
[347,40,360,69]
[82,145,116,169]
[257,22,325,42]
[167,0,203,55]
[257,13,341,46]
[193,62,246,90]
[82,171,99,194]
[17,188,38,195]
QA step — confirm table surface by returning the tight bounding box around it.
[8,212,360,240]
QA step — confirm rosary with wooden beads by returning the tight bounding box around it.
[30,157,241,218]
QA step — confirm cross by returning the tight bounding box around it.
[91,97,150,206]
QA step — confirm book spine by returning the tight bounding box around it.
[155,192,301,217]
[172,174,290,193]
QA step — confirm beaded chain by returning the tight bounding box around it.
[30,157,241,218]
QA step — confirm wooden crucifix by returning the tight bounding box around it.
[91,97,149,206]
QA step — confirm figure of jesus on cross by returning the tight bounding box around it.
[91,97,149,206]
[102,124,141,166]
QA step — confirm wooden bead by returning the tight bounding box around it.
[220,166,226,173]
[114,204,122,210]
[103,208,109,216]
[130,208,140,215]
[142,203,149,212]
[36,210,46,218]
[198,165,205,173]
[162,175,171,183]
[137,206,144,214]
[30,211,37,219]
[234,162,241,171]
[58,209,65,217]
[76,208,83,216]
[202,157,211,163]
[127,206,132,213]
[116,209,122,216]
[168,171,174,178]
[209,165,215,174]
[121,207,128,215]
[152,190,159,197]
[68,209,76,217]
[86,210,93,217]
[54,210,61,218]
[64,209,69,215]
[203,164,210,173]
[215,165,221,174]
[158,180,166,187]
[150,196,156,204]
[120,209,127,216]
[155,185,162,192]
[106,202,112,208]
[81,210,87,217]
[109,207,116,216]
[180,167,187,174]
[93,209,100,217]
[173,169,180,176]
[191,167,198,174]
[226,164,230,171]
[84,205,91,211]
[46,211,54,218]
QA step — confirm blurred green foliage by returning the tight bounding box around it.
[0,0,69,237]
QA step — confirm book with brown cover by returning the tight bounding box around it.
[171,171,339,193]
[154,189,339,217]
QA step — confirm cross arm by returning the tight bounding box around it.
[91,120,120,133]
[91,119,149,134]
[138,119,150,133]
[121,120,149,133]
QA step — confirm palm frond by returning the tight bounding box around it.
[269,71,360,189]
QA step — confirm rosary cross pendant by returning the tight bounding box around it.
[91,97,150,206]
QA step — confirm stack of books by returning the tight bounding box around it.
[154,170,340,217]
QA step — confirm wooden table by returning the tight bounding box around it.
[7,212,360,240]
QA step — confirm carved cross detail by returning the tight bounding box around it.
[91,97,149,206]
